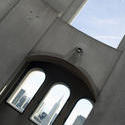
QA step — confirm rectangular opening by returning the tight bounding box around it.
[71,0,125,48]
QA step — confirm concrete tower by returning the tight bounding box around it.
[0,0,125,125]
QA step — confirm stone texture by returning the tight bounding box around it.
[32,19,120,91]
[0,0,20,21]
[0,0,57,89]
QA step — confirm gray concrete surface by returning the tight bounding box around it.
[0,0,20,21]
[0,0,57,90]
[85,48,125,125]
[43,0,74,12]
[31,19,121,91]
[62,0,87,22]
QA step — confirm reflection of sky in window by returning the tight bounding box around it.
[64,99,93,125]
[21,70,46,97]
[38,84,70,114]
[71,0,125,48]
[9,70,46,102]
[7,69,46,112]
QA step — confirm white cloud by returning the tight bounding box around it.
[95,35,122,48]
[121,0,125,2]
[96,35,121,40]
[93,17,118,25]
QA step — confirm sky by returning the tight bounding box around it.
[71,0,125,48]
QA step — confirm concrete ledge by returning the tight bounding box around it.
[0,0,20,22]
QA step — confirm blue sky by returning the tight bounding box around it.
[71,0,125,48]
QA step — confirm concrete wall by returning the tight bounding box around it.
[42,0,87,22]
[0,0,57,90]
[0,0,125,125]
[43,0,74,12]
[0,0,20,21]
[85,47,125,125]
[62,0,88,22]
[31,19,121,91]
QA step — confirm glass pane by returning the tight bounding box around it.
[7,69,46,113]
[71,0,125,48]
[64,99,93,125]
[30,84,70,125]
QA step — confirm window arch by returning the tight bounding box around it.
[7,68,46,113]
[64,99,93,125]
[2,61,95,125]
[30,83,70,125]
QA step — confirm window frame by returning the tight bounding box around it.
[7,68,46,113]
[0,59,96,125]
[30,83,70,125]
[64,98,93,125]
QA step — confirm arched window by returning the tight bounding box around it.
[64,99,93,125]
[7,69,46,113]
[2,61,95,125]
[30,84,70,125]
